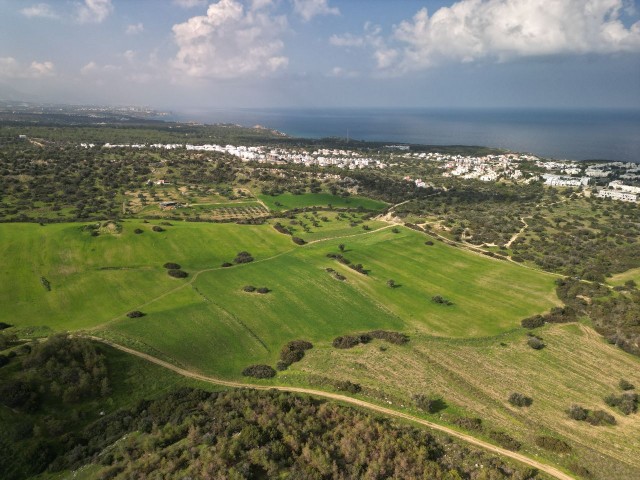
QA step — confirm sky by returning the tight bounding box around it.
[0,0,639,110]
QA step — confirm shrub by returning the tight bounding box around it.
[521,315,545,329]
[605,392,638,415]
[152,226,164,232]
[221,262,233,268]
[133,228,143,234]
[431,295,453,306]
[332,334,371,349]
[488,431,521,451]
[585,410,616,426]
[413,394,442,414]
[243,285,256,292]
[163,262,181,269]
[619,379,635,391]
[452,416,483,432]
[126,311,145,318]
[167,269,188,278]
[334,380,361,394]
[508,392,533,407]
[234,251,254,264]
[527,336,545,350]
[0,354,9,367]
[292,236,306,245]
[424,240,434,246]
[242,364,276,379]
[368,330,409,345]
[535,436,572,453]
[391,227,399,233]
[0,322,12,330]
[256,287,270,294]
[568,404,588,421]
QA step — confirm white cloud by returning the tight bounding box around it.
[171,0,289,79]
[332,0,640,74]
[126,22,144,35]
[0,57,55,78]
[76,0,113,24]
[328,66,359,78]
[292,0,339,21]
[20,3,58,19]
[173,0,207,7]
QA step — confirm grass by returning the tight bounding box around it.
[290,323,640,479]
[258,192,388,211]
[609,267,640,287]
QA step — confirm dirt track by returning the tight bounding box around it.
[88,336,574,480]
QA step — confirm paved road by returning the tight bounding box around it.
[88,336,574,480]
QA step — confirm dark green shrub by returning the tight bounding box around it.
[0,322,12,330]
[256,287,270,294]
[452,416,483,431]
[488,431,521,451]
[292,236,306,245]
[334,380,361,394]
[619,379,635,391]
[163,262,181,269]
[431,295,453,306]
[535,436,571,453]
[368,330,409,345]
[413,394,444,414]
[242,365,276,379]
[234,251,254,264]
[567,404,588,421]
[152,226,164,232]
[126,311,145,318]
[527,336,545,350]
[508,392,533,407]
[585,410,616,426]
[521,315,545,329]
[424,240,434,246]
[167,269,188,278]
[221,262,233,268]
[243,285,256,292]
[133,228,143,234]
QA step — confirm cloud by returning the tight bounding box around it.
[171,0,289,79]
[0,57,55,78]
[76,0,113,24]
[20,3,59,19]
[332,0,640,73]
[126,22,144,35]
[292,0,339,21]
[328,66,359,78]
[173,0,207,7]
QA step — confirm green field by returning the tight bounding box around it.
[258,192,388,211]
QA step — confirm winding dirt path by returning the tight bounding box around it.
[88,336,574,480]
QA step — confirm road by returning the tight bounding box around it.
[87,336,574,480]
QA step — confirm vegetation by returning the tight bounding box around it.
[508,392,533,407]
[242,364,276,378]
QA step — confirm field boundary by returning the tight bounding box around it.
[87,335,574,480]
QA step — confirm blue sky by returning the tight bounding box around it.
[0,0,639,109]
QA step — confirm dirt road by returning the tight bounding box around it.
[88,336,574,480]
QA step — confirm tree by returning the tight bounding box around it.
[338,243,345,252]
[387,279,396,288]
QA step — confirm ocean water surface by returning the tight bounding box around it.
[167,108,640,163]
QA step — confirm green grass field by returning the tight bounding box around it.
[258,192,388,211]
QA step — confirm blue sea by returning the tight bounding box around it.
[167,108,640,163]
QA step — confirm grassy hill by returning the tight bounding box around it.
[2,212,639,479]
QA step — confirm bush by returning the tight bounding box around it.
[152,226,164,232]
[126,311,145,318]
[619,379,635,391]
[585,410,616,426]
[567,404,588,421]
[0,322,12,330]
[167,269,188,278]
[413,394,443,414]
[521,315,545,329]
[508,392,533,407]
[332,334,371,349]
[163,262,181,269]
[292,236,306,245]
[368,330,409,345]
[243,285,256,292]
[0,354,9,367]
[605,392,638,415]
[221,262,233,268]
[535,436,572,453]
[424,240,434,246]
[234,251,254,264]
[242,364,276,379]
[488,431,521,451]
[431,295,453,306]
[133,228,143,234]
[527,336,545,350]
[256,287,270,294]
[452,416,483,432]
[334,380,361,394]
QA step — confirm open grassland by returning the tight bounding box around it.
[609,267,640,287]
[288,323,640,480]
[97,226,558,377]
[0,221,293,330]
[258,192,388,211]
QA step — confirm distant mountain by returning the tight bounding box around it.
[0,82,39,102]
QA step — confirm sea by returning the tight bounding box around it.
[166,108,640,163]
